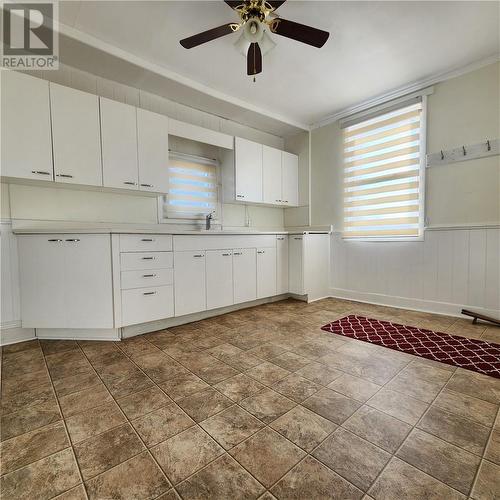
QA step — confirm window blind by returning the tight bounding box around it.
[165,154,218,219]
[343,101,423,238]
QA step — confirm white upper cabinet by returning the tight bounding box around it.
[50,83,102,186]
[137,108,169,193]
[1,71,53,181]
[263,145,283,204]
[100,97,139,189]
[282,152,299,207]
[234,137,263,203]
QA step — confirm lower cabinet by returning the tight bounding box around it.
[174,251,206,316]
[121,285,174,325]
[206,250,234,310]
[276,235,289,294]
[233,248,257,304]
[288,235,304,294]
[257,247,277,299]
[18,234,114,328]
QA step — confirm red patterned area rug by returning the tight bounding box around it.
[321,315,500,379]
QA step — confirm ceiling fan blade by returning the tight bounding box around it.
[224,1,246,10]
[270,18,329,48]
[247,42,262,75]
[266,1,286,10]
[180,23,238,49]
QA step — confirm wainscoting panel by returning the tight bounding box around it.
[331,228,500,318]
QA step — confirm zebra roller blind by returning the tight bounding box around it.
[165,153,218,219]
[343,101,424,238]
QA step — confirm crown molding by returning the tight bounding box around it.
[55,23,310,133]
[310,54,500,130]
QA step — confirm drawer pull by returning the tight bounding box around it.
[48,239,63,242]
[233,252,242,256]
[193,254,204,258]
[143,291,157,296]
[222,253,232,256]
[257,250,265,254]
[236,194,245,198]
[140,183,153,188]
[277,237,285,240]
[142,274,157,278]
[32,170,51,176]
[56,174,74,178]
[294,237,303,240]
[65,239,81,242]
[142,256,156,260]
[141,238,154,242]
[123,181,137,186]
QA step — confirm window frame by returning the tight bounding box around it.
[158,151,221,223]
[341,96,427,242]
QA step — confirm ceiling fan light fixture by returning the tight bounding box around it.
[235,29,276,57]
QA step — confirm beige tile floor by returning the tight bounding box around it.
[1,298,499,500]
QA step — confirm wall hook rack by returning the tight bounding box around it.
[427,138,499,167]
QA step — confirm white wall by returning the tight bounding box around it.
[2,63,289,230]
[311,62,500,317]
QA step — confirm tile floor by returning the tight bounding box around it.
[1,298,499,499]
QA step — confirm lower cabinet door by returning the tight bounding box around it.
[233,248,257,304]
[276,236,289,294]
[289,236,304,294]
[174,251,206,316]
[257,247,277,299]
[206,250,234,310]
[121,285,174,326]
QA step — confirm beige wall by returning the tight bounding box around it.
[311,62,500,229]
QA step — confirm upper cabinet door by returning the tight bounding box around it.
[262,145,283,205]
[282,152,299,207]
[137,108,169,193]
[1,71,53,181]
[50,83,102,186]
[234,137,263,203]
[100,98,139,189]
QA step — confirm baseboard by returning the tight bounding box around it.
[0,326,36,346]
[36,328,121,341]
[329,288,500,320]
[122,294,290,338]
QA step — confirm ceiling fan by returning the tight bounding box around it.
[179,0,329,78]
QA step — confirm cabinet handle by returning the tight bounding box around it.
[284,200,289,203]
[48,239,63,242]
[233,252,242,256]
[294,237,303,240]
[56,174,73,178]
[141,238,155,242]
[222,253,232,256]
[257,250,265,254]
[143,274,157,278]
[142,256,156,260]
[140,183,153,188]
[32,170,51,176]
[236,194,245,198]
[277,237,284,240]
[65,239,80,242]
[123,181,137,186]
[193,254,204,258]
[143,291,157,296]
[276,199,282,203]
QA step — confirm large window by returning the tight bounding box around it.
[343,101,425,239]
[163,152,219,220]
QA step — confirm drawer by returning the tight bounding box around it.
[121,268,173,290]
[120,234,173,252]
[121,285,174,326]
[120,252,173,271]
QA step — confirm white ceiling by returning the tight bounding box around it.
[58,1,499,133]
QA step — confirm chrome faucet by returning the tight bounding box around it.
[205,212,214,230]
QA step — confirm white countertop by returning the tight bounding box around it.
[11,220,331,235]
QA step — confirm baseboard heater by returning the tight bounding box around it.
[461,309,500,327]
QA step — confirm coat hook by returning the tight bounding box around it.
[486,139,491,151]
[440,150,444,160]
[462,145,467,156]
